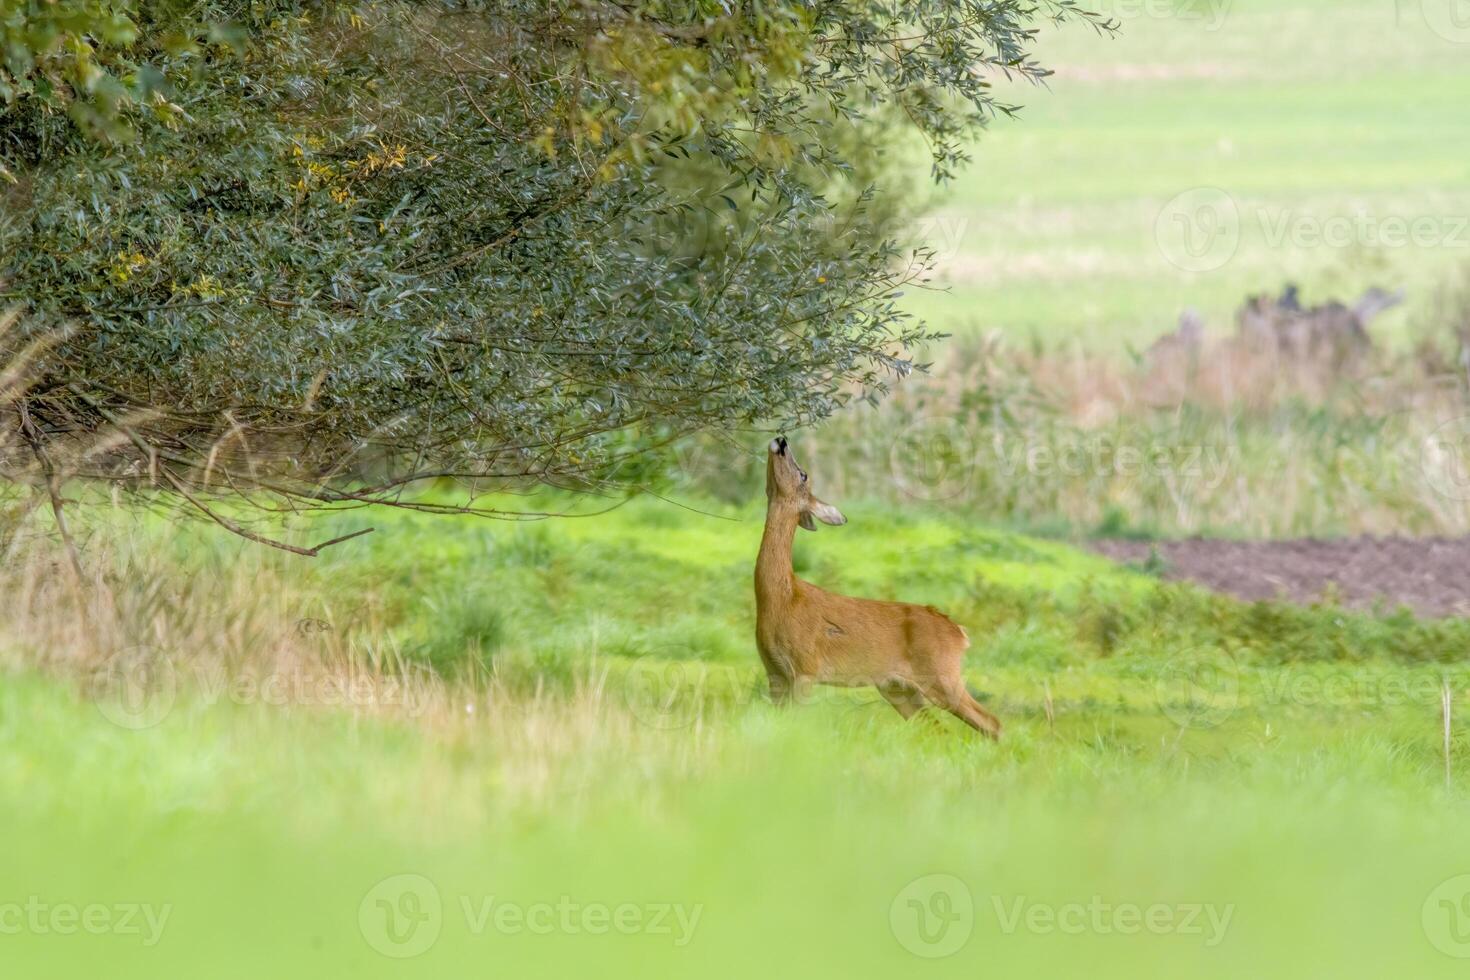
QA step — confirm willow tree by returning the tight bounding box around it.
[0,0,1106,551]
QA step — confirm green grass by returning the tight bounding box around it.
[6,494,1470,976]
[904,0,1470,348]
[6,628,1470,978]
[280,493,1470,671]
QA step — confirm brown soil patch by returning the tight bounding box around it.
[1091,537,1470,619]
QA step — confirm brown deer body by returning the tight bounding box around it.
[753,437,1001,739]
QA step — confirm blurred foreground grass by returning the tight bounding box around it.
[4,493,1470,976]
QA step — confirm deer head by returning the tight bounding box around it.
[766,437,846,531]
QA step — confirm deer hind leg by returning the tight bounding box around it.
[878,678,930,720]
[920,676,1002,741]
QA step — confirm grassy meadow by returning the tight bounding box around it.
[904,0,1470,348]
[5,491,1470,976]
[8,0,1470,976]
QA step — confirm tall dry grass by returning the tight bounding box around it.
[0,500,729,819]
[0,502,452,719]
[673,325,1470,538]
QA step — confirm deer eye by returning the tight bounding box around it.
[800,470,807,482]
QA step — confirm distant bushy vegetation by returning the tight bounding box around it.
[666,322,1470,539]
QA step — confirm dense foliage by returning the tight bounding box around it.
[0,0,1104,537]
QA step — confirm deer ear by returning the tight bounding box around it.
[798,511,818,532]
[809,499,847,526]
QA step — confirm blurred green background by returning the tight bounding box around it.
[903,0,1470,348]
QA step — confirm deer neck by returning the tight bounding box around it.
[755,502,800,607]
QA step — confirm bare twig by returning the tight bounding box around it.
[17,400,85,583]
[68,385,375,557]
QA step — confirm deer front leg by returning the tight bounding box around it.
[757,641,797,706]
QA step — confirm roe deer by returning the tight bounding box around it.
[753,437,1001,739]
